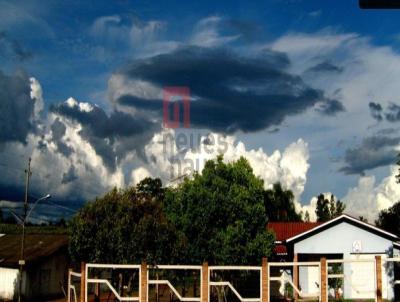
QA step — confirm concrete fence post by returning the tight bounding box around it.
[320,257,327,302]
[261,257,268,302]
[140,262,147,302]
[293,254,298,301]
[201,262,209,302]
[376,255,382,302]
[80,262,85,302]
[67,268,72,302]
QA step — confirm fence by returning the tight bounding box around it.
[67,269,82,302]
[67,256,400,302]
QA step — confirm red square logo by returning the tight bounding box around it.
[163,87,190,128]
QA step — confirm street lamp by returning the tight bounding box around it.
[18,193,51,302]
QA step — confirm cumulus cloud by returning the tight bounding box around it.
[51,97,159,170]
[30,77,44,117]
[343,166,400,222]
[131,129,310,200]
[0,108,126,202]
[5,17,400,224]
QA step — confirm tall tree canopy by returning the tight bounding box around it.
[69,178,182,264]
[315,194,345,222]
[264,182,302,221]
[376,201,400,236]
[164,156,275,265]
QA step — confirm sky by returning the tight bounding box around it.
[2,0,400,223]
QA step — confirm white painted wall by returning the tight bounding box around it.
[293,221,395,300]
[0,267,19,300]
[299,266,319,295]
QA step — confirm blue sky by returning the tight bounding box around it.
[2,0,400,222]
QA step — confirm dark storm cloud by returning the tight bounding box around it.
[0,31,32,61]
[368,102,400,123]
[259,48,290,69]
[340,135,400,175]
[376,127,400,135]
[385,103,400,122]
[51,101,159,170]
[0,69,36,144]
[316,99,345,116]
[369,102,383,121]
[306,61,343,74]
[115,46,340,133]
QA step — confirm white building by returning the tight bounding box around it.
[268,214,400,300]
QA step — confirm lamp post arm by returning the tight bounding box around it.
[25,194,51,222]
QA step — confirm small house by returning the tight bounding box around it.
[267,214,400,300]
[0,233,69,301]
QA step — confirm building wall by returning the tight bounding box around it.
[293,221,394,299]
[25,250,68,300]
[0,267,18,300]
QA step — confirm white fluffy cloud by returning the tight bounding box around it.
[342,165,400,222]
[190,16,240,47]
[131,129,310,200]
[29,77,44,118]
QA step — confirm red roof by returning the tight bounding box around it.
[273,244,287,255]
[267,222,322,241]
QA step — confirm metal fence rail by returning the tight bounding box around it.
[268,261,321,302]
[209,266,262,302]
[68,270,81,302]
[147,265,202,302]
[85,263,141,302]
[71,256,400,302]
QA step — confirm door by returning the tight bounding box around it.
[348,254,388,300]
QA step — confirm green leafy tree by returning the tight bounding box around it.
[376,202,400,236]
[164,156,275,265]
[264,183,302,221]
[69,178,182,264]
[315,194,345,222]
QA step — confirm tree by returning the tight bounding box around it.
[164,156,275,265]
[359,216,368,223]
[315,194,345,222]
[69,177,181,264]
[376,202,400,236]
[304,211,310,222]
[264,183,302,221]
[0,208,3,223]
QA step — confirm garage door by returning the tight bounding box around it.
[348,254,388,300]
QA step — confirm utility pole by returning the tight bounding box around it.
[18,157,31,302]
